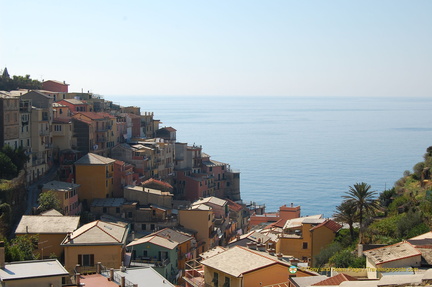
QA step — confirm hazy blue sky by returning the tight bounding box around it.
[1,1,431,97]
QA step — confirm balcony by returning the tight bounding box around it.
[130,257,170,267]
[39,130,50,136]
[184,260,205,287]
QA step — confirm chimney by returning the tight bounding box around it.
[0,241,5,269]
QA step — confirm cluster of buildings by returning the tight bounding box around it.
[2,80,432,286]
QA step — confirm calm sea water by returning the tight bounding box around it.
[108,96,432,217]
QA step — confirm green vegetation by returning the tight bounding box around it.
[37,190,62,214]
[315,146,432,269]
[0,67,42,91]
[0,146,29,180]
[2,235,40,261]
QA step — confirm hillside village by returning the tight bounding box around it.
[2,77,432,286]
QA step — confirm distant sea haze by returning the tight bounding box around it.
[109,96,432,217]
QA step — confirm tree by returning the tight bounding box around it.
[343,182,378,243]
[0,203,12,237]
[37,190,62,214]
[4,235,40,261]
[329,249,365,268]
[314,242,343,268]
[0,152,17,179]
[333,200,358,243]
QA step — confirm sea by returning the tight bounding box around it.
[108,95,432,218]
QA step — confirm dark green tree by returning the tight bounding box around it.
[343,182,378,243]
[0,152,18,179]
[333,200,358,243]
[329,249,365,268]
[314,242,343,268]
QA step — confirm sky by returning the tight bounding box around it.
[1,0,431,97]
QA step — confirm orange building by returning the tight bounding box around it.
[74,153,115,207]
[276,216,342,266]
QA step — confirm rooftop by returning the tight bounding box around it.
[127,235,178,250]
[283,214,324,229]
[75,153,116,165]
[91,198,126,207]
[16,214,80,234]
[312,273,357,286]
[62,220,128,246]
[200,246,283,277]
[289,275,328,287]
[363,241,422,265]
[42,180,80,191]
[193,196,227,207]
[0,259,68,281]
[152,228,194,244]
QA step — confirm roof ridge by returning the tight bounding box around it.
[95,221,122,243]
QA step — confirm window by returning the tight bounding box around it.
[142,224,146,230]
[302,242,308,249]
[213,272,219,286]
[150,224,155,230]
[224,277,231,287]
[116,207,120,213]
[143,250,148,257]
[103,207,107,213]
[128,212,133,218]
[78,254,94,266]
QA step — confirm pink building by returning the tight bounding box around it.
[42,80,69,93]
[113,160,135,197]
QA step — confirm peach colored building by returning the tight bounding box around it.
[42,180,81,215]
[61,220,129,273]
[276,216,342,265]
[15,211,80,259]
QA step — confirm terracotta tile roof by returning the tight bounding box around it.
[310,219,342,232]
[312,273,357,286]
[53,117,71,124]
[264,218,287,230]
[74,112,115,120]
[142,178,173,189]
[226,199,243,212]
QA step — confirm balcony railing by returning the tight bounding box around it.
[39,130,50,136]
[131,257,170,267]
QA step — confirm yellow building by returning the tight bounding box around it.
[197,246,294,287]
[15,210,80,259]
[61,220,129,273]
[179,206,216,254]
[74,153,115,206]
[276,216,342,266]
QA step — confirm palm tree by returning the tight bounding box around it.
[333,200,358,243]
[343,182,378,243]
